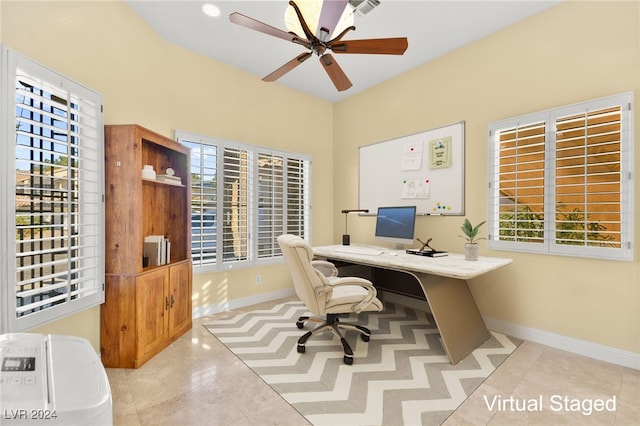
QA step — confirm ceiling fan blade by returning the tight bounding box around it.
[316,0,349,40]
[331,38,409,55]
[229,12,310,48]
[262,52,312,82]
[319,54,352,91]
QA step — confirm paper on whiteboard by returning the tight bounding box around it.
[429,136,452,169]
[402,178,430,199]
[401,142,423,170]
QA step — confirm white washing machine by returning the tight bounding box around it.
[0,333,112,425]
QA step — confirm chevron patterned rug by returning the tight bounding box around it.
[204,299,519,426]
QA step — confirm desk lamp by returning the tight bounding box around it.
[341,209,369,245]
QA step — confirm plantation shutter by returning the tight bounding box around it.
[551,102,627,256]
[489,93,633,261]
[286,157,311,239]
[256,152,311,260]
[184,139,218,267]
[176,130,311,271]
[222,145,252,266]
[4,48,104,332]
[257,152,285,259]
[489,114,547,251]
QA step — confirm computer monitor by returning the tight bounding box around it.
[374,205,417,247]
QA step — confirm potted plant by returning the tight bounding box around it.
[460,219,486,261]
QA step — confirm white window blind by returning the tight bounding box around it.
[489,93,633,261]
[492,118,547,247]
[285,157,311,237]
[1,46,104,332]
[177,130,311,272]
[185,139,217,267]
[553,106,623,250]
[257,152,285,259]
[222,145,252,265]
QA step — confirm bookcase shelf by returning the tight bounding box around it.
[142,177,186,187]
[101,124,192,368]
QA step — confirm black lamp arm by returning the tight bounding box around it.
[341,209,369,246]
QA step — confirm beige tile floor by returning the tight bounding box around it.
[106,301,639,426]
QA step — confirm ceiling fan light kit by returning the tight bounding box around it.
[284,0,354,40]
[229,0,408,92]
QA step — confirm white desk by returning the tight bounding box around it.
[313,245,513,364]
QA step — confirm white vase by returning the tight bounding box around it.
[141,164,156,180]
[464,243,478,261]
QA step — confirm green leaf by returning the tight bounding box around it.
[459,219,486,243]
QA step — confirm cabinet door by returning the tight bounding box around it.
[136,268,170,357]
[169,261,192,336]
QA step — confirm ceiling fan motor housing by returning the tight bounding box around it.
[229,0,406,92]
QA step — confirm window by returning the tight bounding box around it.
[1,46,104,332]
[177,131,311,271]
[489,93,633,261]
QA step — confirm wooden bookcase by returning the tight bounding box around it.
[101,124,192,368]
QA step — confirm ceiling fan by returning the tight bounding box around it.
[229,0,408,92]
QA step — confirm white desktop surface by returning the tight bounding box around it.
[313,245,513,280]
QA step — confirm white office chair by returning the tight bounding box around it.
[277,234,383,365]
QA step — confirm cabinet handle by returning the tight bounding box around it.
[165,296,169,310]
[171,294,175,308]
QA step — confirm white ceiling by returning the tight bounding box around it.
[126,0,559,102]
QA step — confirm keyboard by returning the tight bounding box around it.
[335,246,384,256]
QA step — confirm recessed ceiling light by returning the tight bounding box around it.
[202,3,221,18]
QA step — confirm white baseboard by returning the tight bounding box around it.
[483,316,640,371]
[192,288,296,319]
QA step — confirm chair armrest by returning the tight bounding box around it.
[311,260,338,277]
[324,277,378,314]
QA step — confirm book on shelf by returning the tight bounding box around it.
[144,235,171,266]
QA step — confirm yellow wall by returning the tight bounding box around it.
[2,1,638,357]
[1,0,335,350]
[334,1,640,354]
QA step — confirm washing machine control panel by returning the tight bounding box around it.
[2,356,36,371]
[0,334,46,409]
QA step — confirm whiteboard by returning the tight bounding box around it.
[359,122,465,215]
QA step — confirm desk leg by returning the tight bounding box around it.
[413,272,490,364]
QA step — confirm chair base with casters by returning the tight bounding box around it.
[277,234,383,366]
[296,313,371,365]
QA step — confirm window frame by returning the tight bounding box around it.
[176,130,311,273]
[488,92,633,261]
[1,46,105,333]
